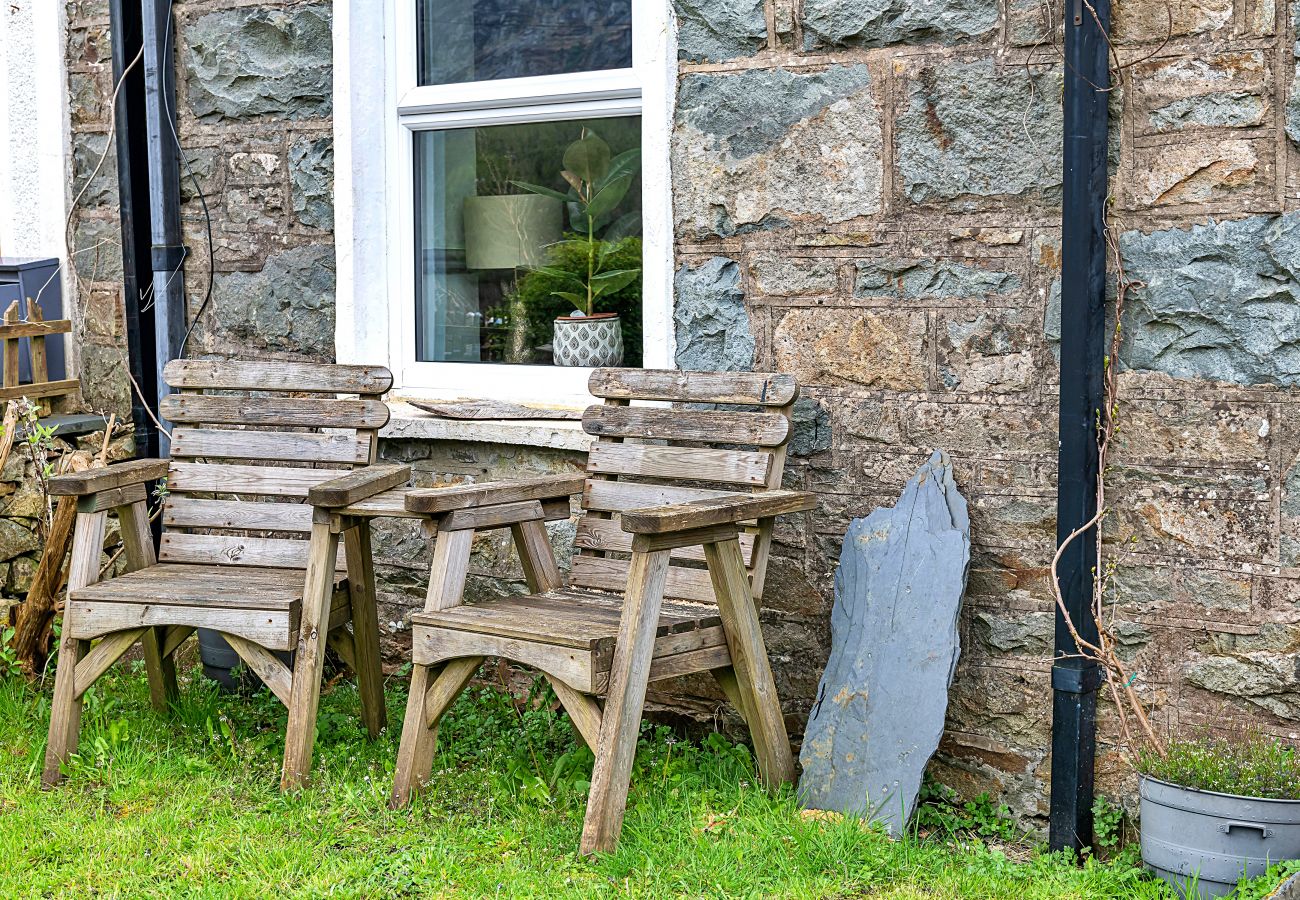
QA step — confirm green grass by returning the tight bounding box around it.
[0,662,1275,899]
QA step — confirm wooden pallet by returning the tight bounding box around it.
[0,299,76,414]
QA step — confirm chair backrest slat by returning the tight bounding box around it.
[573,367,797,604]
[171,428,372,464]
[586,443,772,487]
[164,359,393,394]
[587,369,796,406]
[158,359,391,572]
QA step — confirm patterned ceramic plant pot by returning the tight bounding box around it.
[552,313,624,367]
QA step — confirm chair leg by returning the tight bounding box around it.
[344,522,386,739]
[281,522,341,791]
[140,627,179,712]
[580,549,671,857]
[703,538,795,789]
[118,499,176,712]
[42,631,89,787]
[545,673,603,751]
[390,656,480,808]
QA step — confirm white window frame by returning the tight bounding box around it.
[334,0,675,406]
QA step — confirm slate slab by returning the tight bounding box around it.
[798,450,970,835]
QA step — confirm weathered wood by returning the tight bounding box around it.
[309,464,411,508]
[580,549,672,856]
[281,522,342,789]
[0,378,80,402]
[160,532,346,570]
[163,359,393,395]
[582,480,730,515]
[161,625,196,658]
[512,519,563,593]
[413,625,597,692]
[575,518,756,565]
[160,394,390,429]
[546,674,603,749]
[438,498,559,532]
[72,628,147,698]
[76,482,147,513]
[2,301,18,389]
[344,521,386,738]
[712,667,752,724]
[224,633,293,706]
[619,490,817,535]
[42,508,106,786]
[404,474,584,514]
[171,428,372,464]
[26,301,52,415]
[646,644,733,683]
[704,538,794,789]
[168,461,352,497]
[339,488,423,519]
[408,398,581,420]
[586,443,772,487]
[0,318,72,341]
[571,553,716,603]
[582,405,790,447]
[326,627,357,670]
[67,601,298,650]
[119,498,178,710]
[421,656,482,728]
[70,563,338,608]
[391,525,475,808]
[588,368,797,407]
[630,524,743,554]
[48,458,169,496]
[163,498,315,533]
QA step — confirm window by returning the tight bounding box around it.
[336,0,673,404]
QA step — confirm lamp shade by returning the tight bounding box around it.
[463,194,563,270]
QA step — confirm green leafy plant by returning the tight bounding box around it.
[1138,730,1300,799]
[913,778,1024,844]
[1091,795,1125,850]
[514,129,641,317]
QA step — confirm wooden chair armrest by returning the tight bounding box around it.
[309,464,412,508]
[48,458,169,497]
[404,474,586,515]
[620,489,817,535]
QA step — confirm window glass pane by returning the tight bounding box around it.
[417,0,632,86]
[414,117,643,366]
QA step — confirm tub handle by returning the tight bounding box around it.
[1218,821,1274,838]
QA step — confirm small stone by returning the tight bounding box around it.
[289,137,334,230]
[853,258,1020,299]
[802,0,999,48]
[1127,138,1260,207]
[799,451,970,835]
[71,216,123,282]
[674,0,766,61]
[790,397,832,456]
[975,610,1053,654]
[184,5,332,122]
[750,254,839,296]
[673,258,754,372]
[0,520,39,562]
[7,555,38,594]
[1149,93,1266,132]
[70,132,117,209]
[773,308,928,390]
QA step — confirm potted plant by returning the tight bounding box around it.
[1137,732,1300,898]
[514,129,641,367]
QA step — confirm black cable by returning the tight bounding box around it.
[162,0,214,358]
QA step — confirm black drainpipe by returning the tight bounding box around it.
[108,0,158,460]
[1050,0,1112,853]
[140,0,187,456]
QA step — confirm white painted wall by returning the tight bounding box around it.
[0,0,70,262]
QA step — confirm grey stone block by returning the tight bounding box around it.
[798,451,970,835]
[896,59,1063,204]
[210,244,336,358]
[674,257,754,371]
[802,0,999,48]
[674,0,766,62]
[1120,212,1300,386]
[290,137,334,230]
[184,5,332,122]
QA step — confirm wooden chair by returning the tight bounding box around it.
[42,359,411,790]
[390,368,817,855]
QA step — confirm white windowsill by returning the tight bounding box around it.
[381,400,594,452]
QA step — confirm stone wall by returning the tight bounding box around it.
[672,0,1300,828]
[61,0,1300,832]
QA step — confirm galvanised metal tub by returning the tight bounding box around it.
[1141,775,1300,898]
